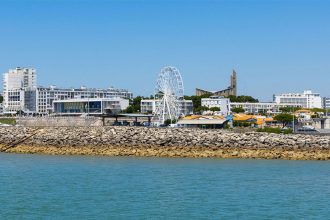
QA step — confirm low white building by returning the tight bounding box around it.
[140,99,193,116]
[201,96,231,116]
[53,97,129,115]
[274,90,322,109]
[230,102,303,114]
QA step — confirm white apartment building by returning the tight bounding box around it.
[201,96,231,116]
[230,102,303,114]
[140,99,193,116]
[2,67,133,114]
[3,67,37,113]
[274,90,322,109]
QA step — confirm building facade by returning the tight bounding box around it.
[36,86,133,114]
[196,70,237,97]
[274,90,322,109]
[2,67,133,114]
[53,98,129,115]
[201,96,231,116]
[140,99,193,116]
[3,67,37,113]
[230,102,303,114]
[323,97,330,109]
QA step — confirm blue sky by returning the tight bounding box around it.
[0,0,329,101]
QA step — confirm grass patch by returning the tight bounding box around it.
[257,127,292,134]
[0,118,16,125]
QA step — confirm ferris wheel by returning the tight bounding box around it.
[154,66,184,124]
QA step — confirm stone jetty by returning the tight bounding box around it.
[1,127,330,160]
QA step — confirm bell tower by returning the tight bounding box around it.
[230,70,237,96]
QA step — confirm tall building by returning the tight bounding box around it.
[196,70,237,97]
[2,67,133,114]
[3,67,37,113]
[274,90,322,109]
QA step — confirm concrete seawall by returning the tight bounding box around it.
[1,127,330,160]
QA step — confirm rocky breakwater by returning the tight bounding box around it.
[1,126,330,160]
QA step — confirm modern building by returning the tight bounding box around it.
[230,102,303,114]
[140,99,193,116]
[201,96,231,116]
[0,103,3,115]
[3,67,37,113]
[53,98,129,115]
[2,67,133,114]
[36,86,133,114]
[323,97,330,109]
[273,90,322,109]
[196,70,237,97]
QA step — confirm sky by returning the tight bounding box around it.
[0,0,329,101]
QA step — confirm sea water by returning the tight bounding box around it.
[0,153,329,219]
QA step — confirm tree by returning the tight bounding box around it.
[123,105,134,113]
[231,107,245,113]
[274,113,294,128]
[184,94,212,113]
[209,107,220,111]
[228,95,259,103]
[310,108,325,113]
[279,106,302,113]
[195,106,209,113]
[0,95,3,103]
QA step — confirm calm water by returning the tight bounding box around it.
[0,153,330,219]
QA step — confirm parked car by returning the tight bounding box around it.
[298,125,317,132]
[133,121,142,126]
[122,120,130,126]
[112,121,123,126]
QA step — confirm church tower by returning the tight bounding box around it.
[230,70,237,96]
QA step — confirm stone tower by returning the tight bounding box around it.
[230,70,237,96]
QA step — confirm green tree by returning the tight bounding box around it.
[228,95,259,103]
[279,106,302,113]
[0,95,3,103]
[184,94,212,113]
[123,105,135,113]
[310,108,325,113]
[164,119,177,126]
[231,107,245,113]
[195,106,209,113]
[209,107,220,111]
[274,113,294,128]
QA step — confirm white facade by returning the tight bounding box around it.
[2,67,133,114]
[201,96,231,116]
[3,67,37,113]
[230,102,303,114]
[141,99,193,116]
[274,90,322,109]
[36,86,133,114]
